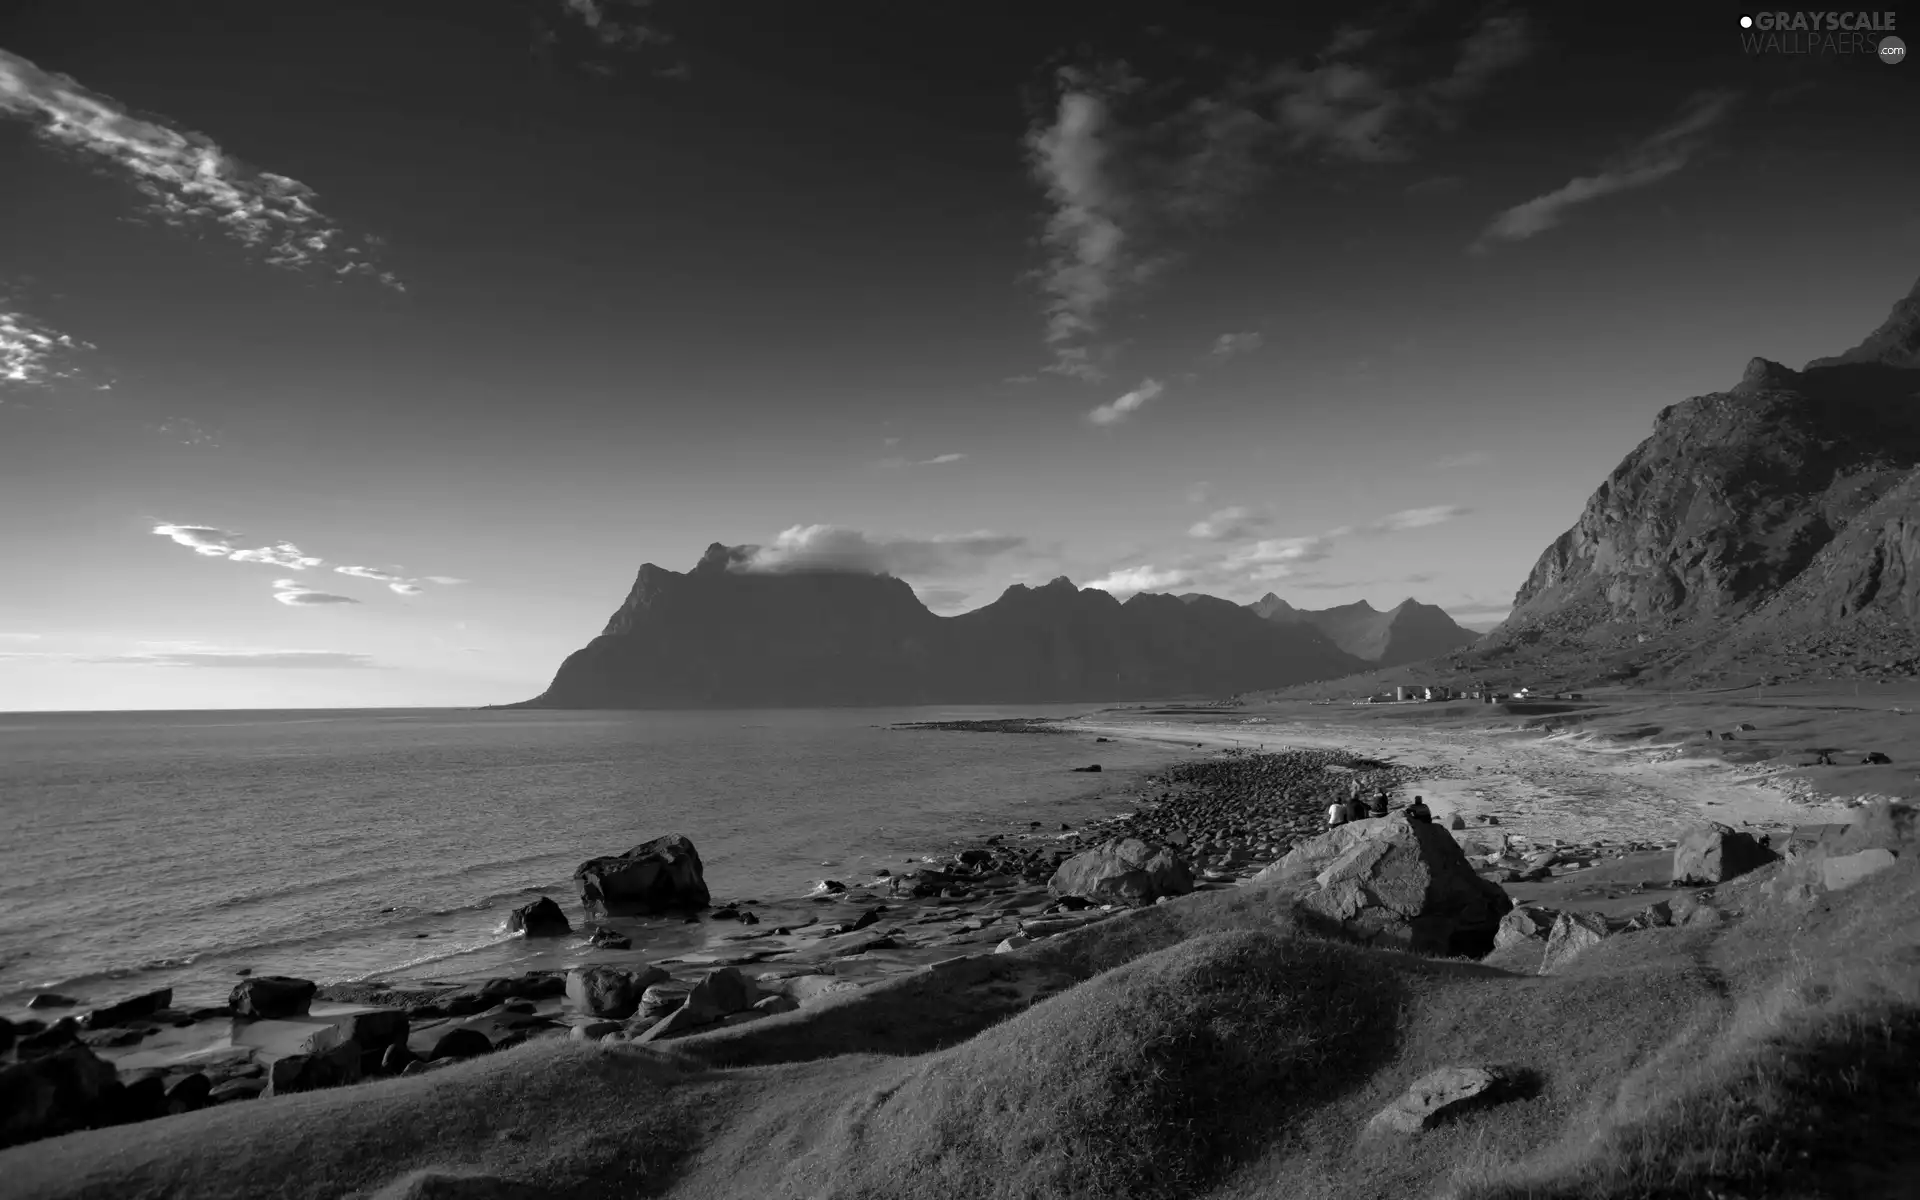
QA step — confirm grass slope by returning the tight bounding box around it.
[7,833,1918,1199]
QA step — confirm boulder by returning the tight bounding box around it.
[565,965,670,1018]
[380,1044,417,1075]
[1048,837,1194,907]
[164,1072,213,1115]
[1365,1066,1512,1136]
[208,1078,266,1104]
[82,988,172,1030]
[1252,819,1513,957]
[1493,905,1559,949]
[1447,814,1466,830]
[0,1045,122,1149]
[995,934,1033,954]
[505,896,572,938]
[428,1028,494,1061]
[0,1019,11,1056]
[751,994,798,1015]
[569,1020,623,1041]
[1822,848,1899,891]
[335,1007,411,1057]
[264,1039,364,1097]
[1539,910,1610,974]
[112,1074,167,1124]
[1672,822,1774,885]
[26,993,77,1010]
[688,966,757,1016]
[230,976,317,1020]
[588,927,632,950]
[635,983,690,1023]
[574,833,710,917]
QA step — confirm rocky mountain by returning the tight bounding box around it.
[516,545,1371,708]
[1245,594,1481,667]
[1470,272,1920,687]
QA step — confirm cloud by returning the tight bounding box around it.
[916,453,967,466]
[1,304,95,390]
[1472,90,1739,251]
[229,543,325,569]
[732,526,1027,579]
[1086,564,1195,595]
[913,586,975,613]
[1188,506,1271,541]
[153,523,327,569]
[1086,378,1164,426]
[424,576,467,586]
[83,648,376,668]
[1430,450,1490,469]
[559,0,670,48]
[1365,505,1471,532]
[334,564,426,594]
[0,50,401,290]
[272,579,360,606]
[1206,331,1263,361]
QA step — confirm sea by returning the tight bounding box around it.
[0,705,1173,1015]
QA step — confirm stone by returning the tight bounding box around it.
[588,927,632,950]
[1447,814,1466,830]
[164,1072,213,1114]
[333,1007,410,1056]
[114,1073,167,1123]
[751,994,798,1015]
[995,934,1033,953]
[565,965,670,1018]
[1048,837,1194,907]
[778,975,864,1007]
[635,982,690,1023]
[1070,764,1102,772]
[1365,1066,1511,1136]
[1636,900,1674,927]
[1493,905,1559,949]
[229,975,317,1019]
[1539,910,1610,974]
[1822,848,1898,891]
[1254,819,1513,957]
[570,1020,623,1041]
[380,1044,417,1075]
[264,1039,363,1097]
[82,988,172,1030]
[429,1028,494,1061]
[574,833,710,916]
[231,1017,344,1058]
[687,966,757,1016]
[26,993,78,1010]
[208,1078,267,1104]
[505,896,572,937]
[0,1045,121,1148]
[1863,751,1892,765]
[1673,822,1774,885]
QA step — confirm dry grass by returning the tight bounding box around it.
[6,831,1917,1199]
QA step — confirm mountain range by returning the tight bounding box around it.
[1461,270,1920,689]
[513,545,1402,708]
[1241,595,1481,667]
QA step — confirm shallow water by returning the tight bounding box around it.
[0,705,1167,1012]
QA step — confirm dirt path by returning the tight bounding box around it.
[1060,717,1857,848]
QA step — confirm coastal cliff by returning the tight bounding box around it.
[515,545,1373,708]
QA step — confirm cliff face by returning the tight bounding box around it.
[1246,594,1480,667]
[523,552,1372,708]
[1476,272,1920,686]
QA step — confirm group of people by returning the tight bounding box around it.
[1326,787,1432,829]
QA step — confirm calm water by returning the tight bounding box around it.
[0,705,1168,1013]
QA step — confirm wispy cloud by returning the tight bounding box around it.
[1085,564,1195,594]
[424,575,467,586]
[1023,16,1531,375]
[732,525,1027,579]
[916,453,967,466]
[1188,505,1271,541]
[84,648,376,668]
[334,564,427,596]
[1086,378,1164,426]
[272,579,360,606]
[1206,331,1263,362]
[0,303,95,390]
[0,50,402,289]
[1366,505,1471,532]
[153,523,323,569]
[1472,90,1739,251]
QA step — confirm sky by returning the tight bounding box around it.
[2,0,1917,710]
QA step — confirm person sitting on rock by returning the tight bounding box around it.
[1405,796,1433,824]
[1345,793,1370,823]
[1327,799,1349,829]
[1370,792,1390,818]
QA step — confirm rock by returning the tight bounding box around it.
[82,988,172,1030]
[1863,751,1892,765]
[0,1045,121,1149]
[565,965,670,1018]
[1366,1066,1512,1136]
[1070,764,1102,772]
[1253,819,1513,957]
[1539,910,1610,974]
[208,1078,266,1104]
[429,1028,494,1061]
[574,833,710,917]
[1447,814,1466,830]
[570,1020,623,1041]
[588,927,632,950]
[1822,848,1899,891]
[811,879,848,896]
[380,1044,417,1075]
[164,1072,213,1115]
[995,934,1033,954]
[776,975,864,1008]
[114,1073,167,1123]
[78,1027,148,1049]
[1673,822,1774,885]
[505,896,572,938]
[751,994,798,1015]
[0,1019,11,1056]
[26,993,78,1010]
[689,966,757,1016]
[1636,900,1674,927]
[1493,905,1559,949]
[229,975,317,1020]
[635,983,690,1023]
[264,1039,364,1097]
[1048,837,1194,907]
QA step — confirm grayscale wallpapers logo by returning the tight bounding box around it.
[1736,11,1905,59]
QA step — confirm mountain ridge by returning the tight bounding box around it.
[1244,593,1481,667]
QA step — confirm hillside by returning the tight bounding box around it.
[1248,595,1482,667]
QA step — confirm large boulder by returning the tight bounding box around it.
[564,965,670,1018]
[1672,822,1775,885]
[0,1045,122,1149]
[505,896,571,938]
[1539,910,1610,974]
[263,1040,363,1097]
[1365,1065,1513,1136]
[574,834,710,916]
[82,988,171,1030]
[230,976,317,1020]
[1253,818,1513,956]
[1494,905,1559,950]
[632,967,758,1043]
[1047,838,1193,906]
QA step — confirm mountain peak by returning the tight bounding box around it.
[1804,273,1920,370]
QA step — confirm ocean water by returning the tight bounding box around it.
[0,705,1169,1014]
